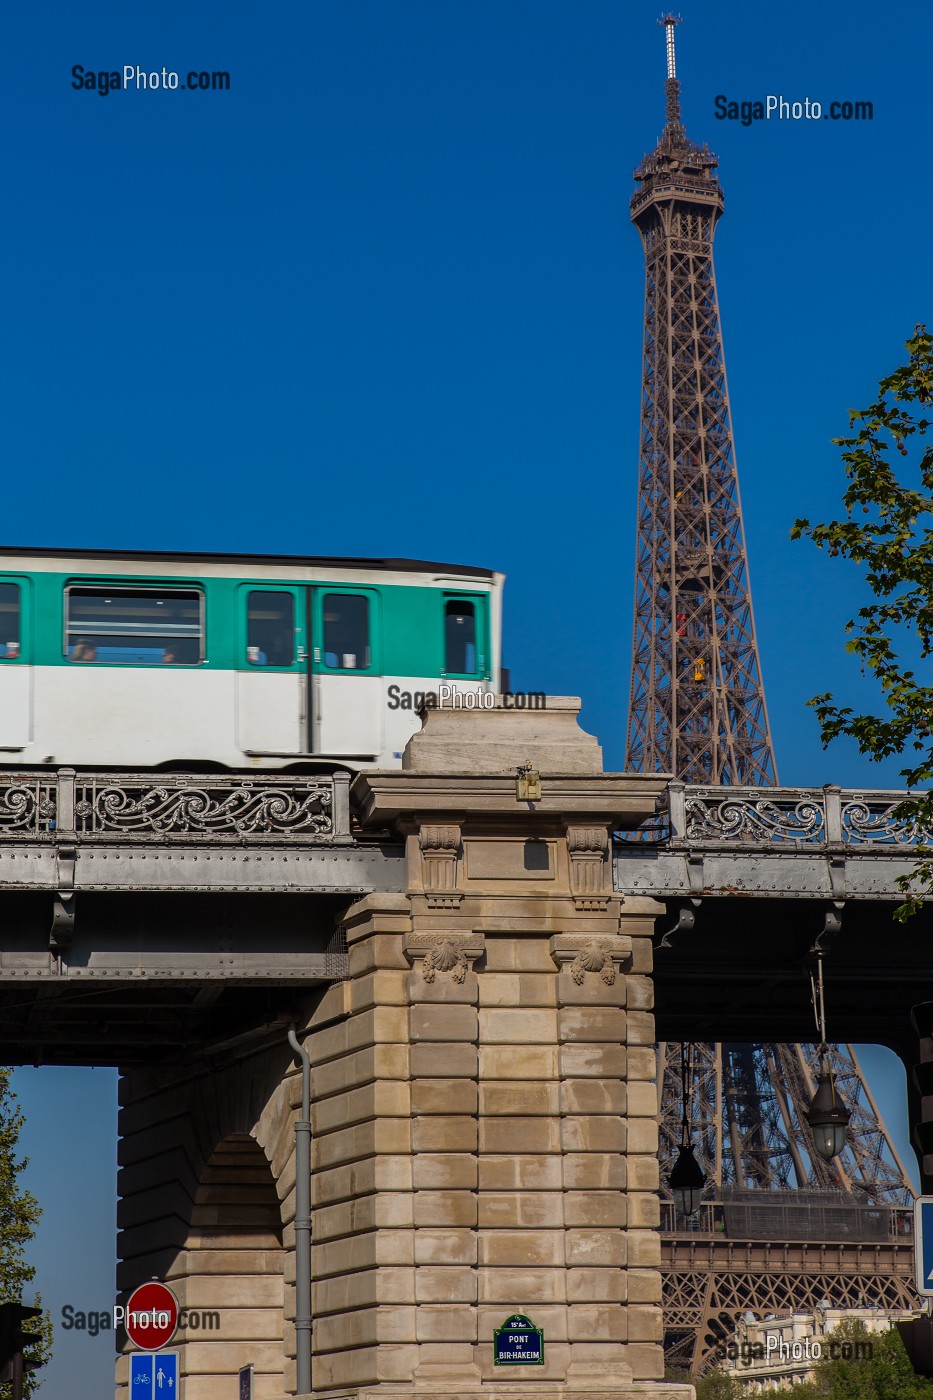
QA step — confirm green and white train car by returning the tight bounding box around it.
[0,548,504,770]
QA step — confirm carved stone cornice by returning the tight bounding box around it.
[565,824,610,910]
[418,823,462,908]
[405,932,485,982]
[351,769,668,830]
[550,933,632,985]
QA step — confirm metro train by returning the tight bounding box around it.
[0,546,504,770]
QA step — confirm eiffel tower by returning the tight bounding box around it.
[624,16,918,1374]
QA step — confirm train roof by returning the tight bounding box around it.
[0,546,498,579]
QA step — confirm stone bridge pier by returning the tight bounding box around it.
[116,701,690,1400]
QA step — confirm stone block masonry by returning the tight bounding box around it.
[303,702,692,1400]
[115,702,693,1400]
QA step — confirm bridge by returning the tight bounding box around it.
[0,768,401,1063]
[1,702,931,1399]
[613,781,933,1090]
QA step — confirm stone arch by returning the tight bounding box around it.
[117,1041,308,1396]
[173,1132,285,1399]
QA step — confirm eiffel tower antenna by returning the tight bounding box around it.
[659,13,684,129]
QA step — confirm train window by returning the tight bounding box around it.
[323,594,370,670]
[247,592,295,667]
[0,583,20,661]
[65,586,203,665]
[445,600,477,675]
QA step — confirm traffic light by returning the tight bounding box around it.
[896,1316,933,1378]
[0,1302,44,1398]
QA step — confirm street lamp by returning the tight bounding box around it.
[805,1062,850,1162]
[670,1141,707,1216]
[805,952,850,1161]
[669,1043,706,1216]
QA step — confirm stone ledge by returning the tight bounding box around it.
[291,1388,689,1400]
[402,698,604,775]
[293,1388,694,1400]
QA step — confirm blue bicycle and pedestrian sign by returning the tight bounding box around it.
[130,1351,179,1396]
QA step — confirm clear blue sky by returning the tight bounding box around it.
[4,1,931,1396]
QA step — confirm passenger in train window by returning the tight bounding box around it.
[323,594,369,670]
[71,639,98,662]
[163,640,198,665]
[247,592,293,666]
[267,629,293,667]
[0,584,19,660]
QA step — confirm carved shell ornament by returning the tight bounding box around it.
[421,939,468,984]
[570,940,617,986]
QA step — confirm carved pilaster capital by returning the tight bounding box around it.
[418,823,462,907]
[405,932,485,983]
[419,824,461,854]
[565,824,610,909]
[550,933,632,985]
[566,826,609,856]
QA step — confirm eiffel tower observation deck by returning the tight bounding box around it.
[623,16,918,1374]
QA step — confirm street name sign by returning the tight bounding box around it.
[915,1196,933,1295]
[493,1314,544,1365]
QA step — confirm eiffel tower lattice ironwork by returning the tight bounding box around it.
[625,14,775,786]
[623,16,919,1377]
[657,1042,918,1373]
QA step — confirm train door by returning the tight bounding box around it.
[311,588,384,757]
[235,586,308,755]
[0,578,31,752]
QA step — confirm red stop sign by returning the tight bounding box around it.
[125,1282,179,1350]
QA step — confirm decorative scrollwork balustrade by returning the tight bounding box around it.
[839,798,933,847]
[677,786,932,849]
[0,777,57,837]
[683,789,826,846]
[615,784,933,850]
[0,769,351,843]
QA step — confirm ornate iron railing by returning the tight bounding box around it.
[617,784,931,850]
[659,1199,915,1241]
[0,769,351,844]
[0,775,57,838]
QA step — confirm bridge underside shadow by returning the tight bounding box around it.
[651,893,933,1190]
[652,895,933,1048]
[0,890,350,1066]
